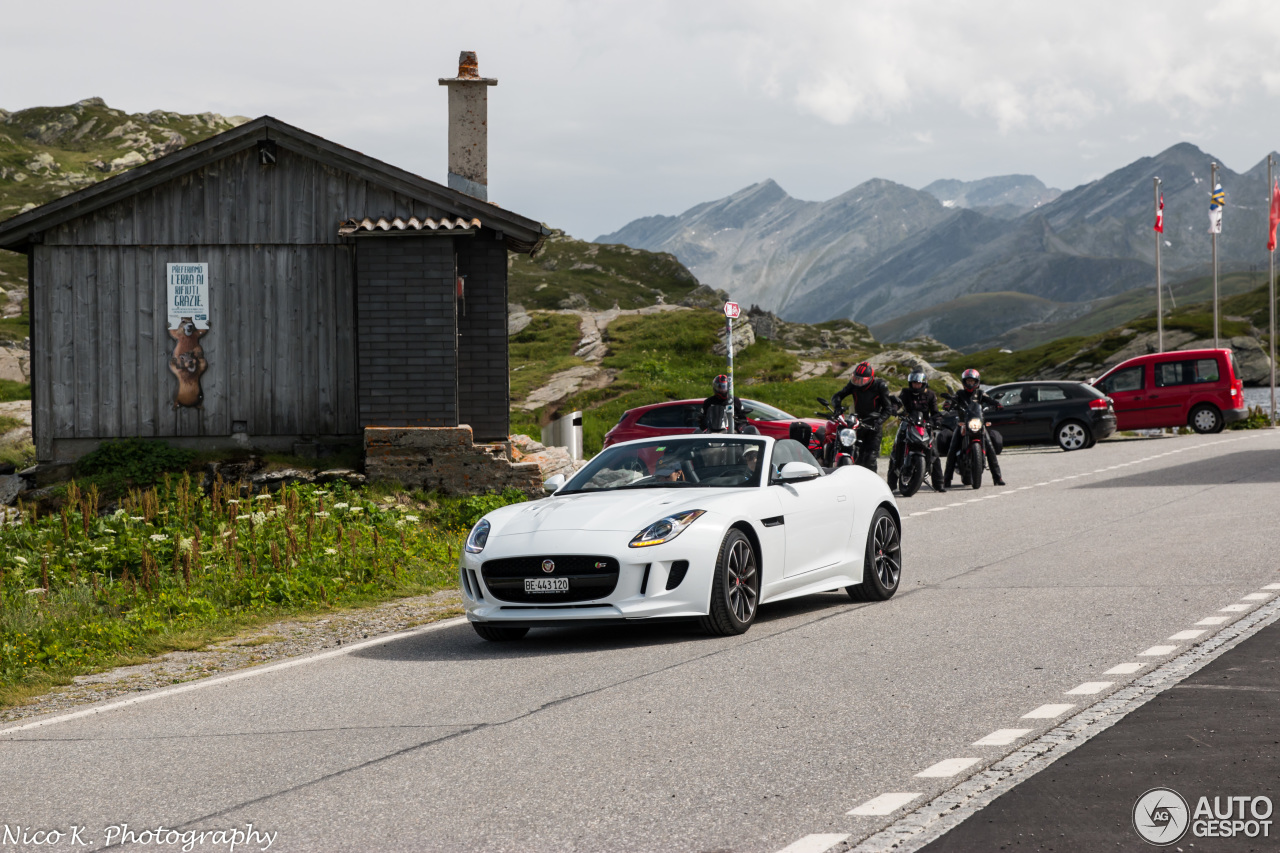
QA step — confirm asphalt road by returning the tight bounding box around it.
[2,430,1279,853]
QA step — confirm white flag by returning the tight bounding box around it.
[1208,183,1224,234]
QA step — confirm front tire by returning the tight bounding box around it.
[847,507,901,601]
[700,529,760,636]
[472,623,530,642]
[900,454,926,497]
[1189,404,1224,434]
[968,443,984,490]
[1056,419,1090,451]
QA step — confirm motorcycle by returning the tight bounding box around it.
[889,407,937,497]
[941,392,993,490]
[699,402,760,435]
[814,397,861,468]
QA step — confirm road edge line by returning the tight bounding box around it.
[0,617,468,738]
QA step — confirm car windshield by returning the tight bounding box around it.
[559,438,766,493]
[741,399,794,421]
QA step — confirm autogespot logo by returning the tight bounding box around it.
[1134,787,1189,846]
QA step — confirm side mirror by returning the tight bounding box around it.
[776,461,822,482]
[543,474,567,494]
[1088,377,1097,385]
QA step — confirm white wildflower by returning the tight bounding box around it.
[13,555,28,565]
[254,495,273,502]
[324,548,338,555]
[333,502,349,510]
[314,511,330,518]
[149,533,168,542]
[252,512,267,525]
[404,515,419,522]
[348,507,364,514]
[112,509,128,519]
[130,516,145,522]
[178,537,194,551]
[236,514,251,521]
[225,499,240,505]
[26,588,46,595]
[93,546,108,553]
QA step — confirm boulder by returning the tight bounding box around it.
[713,315,755,355]
[864,350,961,391]
[0,473,22,506]
[109,151,146,170]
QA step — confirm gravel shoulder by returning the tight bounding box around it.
[0,588,463,726]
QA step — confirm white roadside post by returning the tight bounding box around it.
[724,301,740,434]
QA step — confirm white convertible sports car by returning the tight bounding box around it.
[460,435,902,641]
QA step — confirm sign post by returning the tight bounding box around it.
[723,301,740,434]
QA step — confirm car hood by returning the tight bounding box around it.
[490,489,742,535]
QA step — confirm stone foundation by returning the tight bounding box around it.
[364,426,543,496]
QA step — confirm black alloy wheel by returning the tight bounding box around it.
[847,507,901,601]
[701,529,760,636]
[1056,419,1090,451]
[473,623,530,642]
[1189,404,1224,434]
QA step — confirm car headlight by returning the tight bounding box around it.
[839,428,856,446]
[629,510,706,548]
[968,417,983,432]
[465,519,491,554]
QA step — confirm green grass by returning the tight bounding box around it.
[509,231,699,311]
[509,312,586,403]
[0,476,525,704]
[0,414,23,434]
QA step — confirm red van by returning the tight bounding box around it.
[1091,348,1247,433]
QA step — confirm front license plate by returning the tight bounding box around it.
[524,577,569,593]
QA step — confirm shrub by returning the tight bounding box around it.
[76,439,195,486]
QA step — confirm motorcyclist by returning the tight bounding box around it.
[831,362,892,471]
[888,370,946,493]
[943,368,1005,487]
[700,374,750,433]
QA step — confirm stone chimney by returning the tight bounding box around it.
[439,51,497,201]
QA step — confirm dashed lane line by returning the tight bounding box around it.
[1221,603,1254,612]
[774,833,849,853]
[972,729,1032,747]
[1139,644,1177,656]
[1104,662,1144,675]
[916,758,981,778]
[1168,629,1206,640]
[849,793,923,816]
[1021,703,1075,719]
[1064,681,1113,695]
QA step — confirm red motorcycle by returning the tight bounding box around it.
[814,397,862,468]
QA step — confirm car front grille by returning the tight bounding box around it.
[480,555,620,604]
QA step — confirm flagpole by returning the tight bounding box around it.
[1270,153,1276,427]
[1155,176,1163,353]
[1211,161,1219,350]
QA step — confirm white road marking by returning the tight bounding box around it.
[849,792,922,816]
[916,757,981,778]
[1035,482,1049,486]
[775,833,849,853]
[1139,645,1178,656]
[973,729,1032,746]
[1065,681,1114,695]
[909,512,929,517]
[1221,604,1253,612]
[1241,592,1272,601]
[1168,630,1206,641]
[1196,616,1229,626]
[0,617,468,737]
[1104,663,1144,675]
[1022,703,1075,719]
[1263,584,1280,590]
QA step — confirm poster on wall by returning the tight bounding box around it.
[166,262,209,329]
[165,262,210,409]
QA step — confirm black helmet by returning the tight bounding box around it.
[851,362,875,388]
[713,374,730,396]
[961,368,981,390]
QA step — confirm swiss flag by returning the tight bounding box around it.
[1154,193,1164,233]
[1269,180,1280,252]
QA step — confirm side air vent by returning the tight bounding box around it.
[666,560,690,591]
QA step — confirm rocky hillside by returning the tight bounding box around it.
[601,144,1280,349]
[947,280,1276,386]
[508,230,701,311]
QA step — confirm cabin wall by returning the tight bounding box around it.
[31,242,358,461]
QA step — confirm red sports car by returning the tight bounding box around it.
[602,398,828,449]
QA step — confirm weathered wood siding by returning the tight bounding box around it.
[32,243,357,459]
[42,147,463,247]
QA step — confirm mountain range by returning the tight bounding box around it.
[598,144,1280,349]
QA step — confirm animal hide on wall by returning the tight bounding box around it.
[168,318,208,408]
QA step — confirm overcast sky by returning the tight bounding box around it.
[4,1,1280,239]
